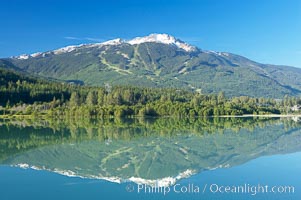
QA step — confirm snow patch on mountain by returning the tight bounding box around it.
[15,54,30,60]
[30,52,43,57]
[205,50,230,57]
[53,45,79,55]
[101,38,124,46]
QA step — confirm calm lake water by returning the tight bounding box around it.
[0,117,301,200]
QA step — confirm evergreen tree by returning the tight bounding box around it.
[69,92,80,107]
[86,91,97,106]
[218,91,225,104]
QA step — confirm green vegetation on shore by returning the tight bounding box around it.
[1,68,301,118]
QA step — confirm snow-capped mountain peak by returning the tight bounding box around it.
[128,33,196,52]
[128,33,177,45]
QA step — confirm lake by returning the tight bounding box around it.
[0,117,301,200]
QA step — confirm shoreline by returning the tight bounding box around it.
[0,114,301,120]
[219,114,301,118]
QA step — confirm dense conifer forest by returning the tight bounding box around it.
[1,68,301,118]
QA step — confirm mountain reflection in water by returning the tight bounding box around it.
[1,117,301,186]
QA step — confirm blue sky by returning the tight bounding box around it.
[0,0,300,67]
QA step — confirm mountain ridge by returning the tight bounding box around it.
[11,33,197,60]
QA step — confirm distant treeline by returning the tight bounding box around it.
[0,68,301,118]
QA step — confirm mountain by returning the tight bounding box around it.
[1,33,301,98]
